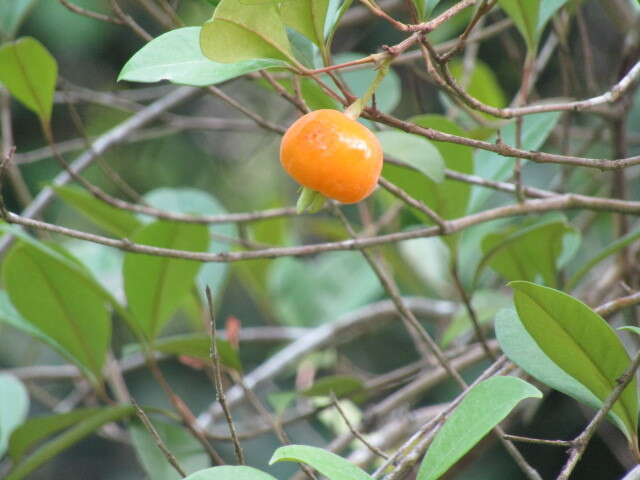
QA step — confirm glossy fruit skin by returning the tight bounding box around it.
[280,109,383,204]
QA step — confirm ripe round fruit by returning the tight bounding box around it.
[280,109,383,204]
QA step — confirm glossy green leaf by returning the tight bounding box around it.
[334,52,400,113]
[378,130,445,183]
[478,217,579,287]
[0,374,28,457]
[498,0,540,49]
[567,225,640,290]
[183,466,277,480]
[302,375,364,398]
[511,281,638,441]
[441,290,511,347]
[417,376,541,480]
[449,59,507,112]
[470,111,562,211]
[0,0,37,39]
[9,408,104,462]
[143,188,235,299]
[324,0,353,47]
[123,220,209,341]
[200,0,298,66]
[267,252,381,326]
[53,185,141,237]
[270,445,373,480]
[387,115,472,222]
[3,242,111,381]
[496,309,629,436]
[127,333,241,371]
[6,406,134,480]
[119,27,285,87]
[0,37,57,124]
[281,0,330,50]
[130,420,208,480]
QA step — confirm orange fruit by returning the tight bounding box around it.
[280,109,383,204]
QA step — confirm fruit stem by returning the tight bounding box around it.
[344,57,392,120]
[296,187,326,214]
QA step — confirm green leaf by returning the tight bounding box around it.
[324,0,353,47]
[143,188,235,299]
[267,252,381,326]
[510,281,638,441]
[53,185,141,237]
[183,466,277,480]
[377,130,445,183]
[478,217,579,288]
[8,408,104,462]
[0,0,37,40]
[496,309,629,436]
[441,290,511,347]
[126,333,242,371]
[449,59,507,112]
[417,376,541,480]
[123,220,209,342]
[270,445,373,480]
[302,375,364,398]
[3,242,111,382]
[334,52,400,113]
[0,374,28,458]
[497,0,540,49]
[391,114,473,221]
[281,0,330,50]
[119,27,285,87]
[567,225,640,290]
[6,406,134,480]
[130,420,208,480]
[200,0,298,66]
[538,0,569,33]
[470,111,562,211]
[0,37,57,124]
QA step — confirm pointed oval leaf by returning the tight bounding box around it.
[281,0,330,49]
[377,130,445,183]
[0,37,57,123]
[497,0,540,49]
[417,376,541,480]
[53,185,141,237]
[496,309,630,437]
[511,281,638,441]
[270,445,373,480]
[0,374,29,458]
[123,221,209,341]
[3,242,111,382]
[183,466,277,480]
[119,27,285,86]
[6,406,134,480]
[130,420,208,480]
[200,0,298,66]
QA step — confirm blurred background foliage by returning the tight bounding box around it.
[1,0,640,478]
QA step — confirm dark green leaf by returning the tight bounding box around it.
[130,420,208,480]
[270,445,373,480]
[0,374,28,457]
[478,217,579,287]
[123,220,209,341]
[0,0,37,39]
[302,375,364,398]
[6,406,134,480]
[0,37,57,124]
[510,281,638,442]
[3,242,111,382]
[53,185,141,237]
[200,0,299,66]
[378,130,445,183]
[183,466,277,480]
[9,408,104,462]
[119,27,285,87]
[496,309,629,436]
[417,376,541,480]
